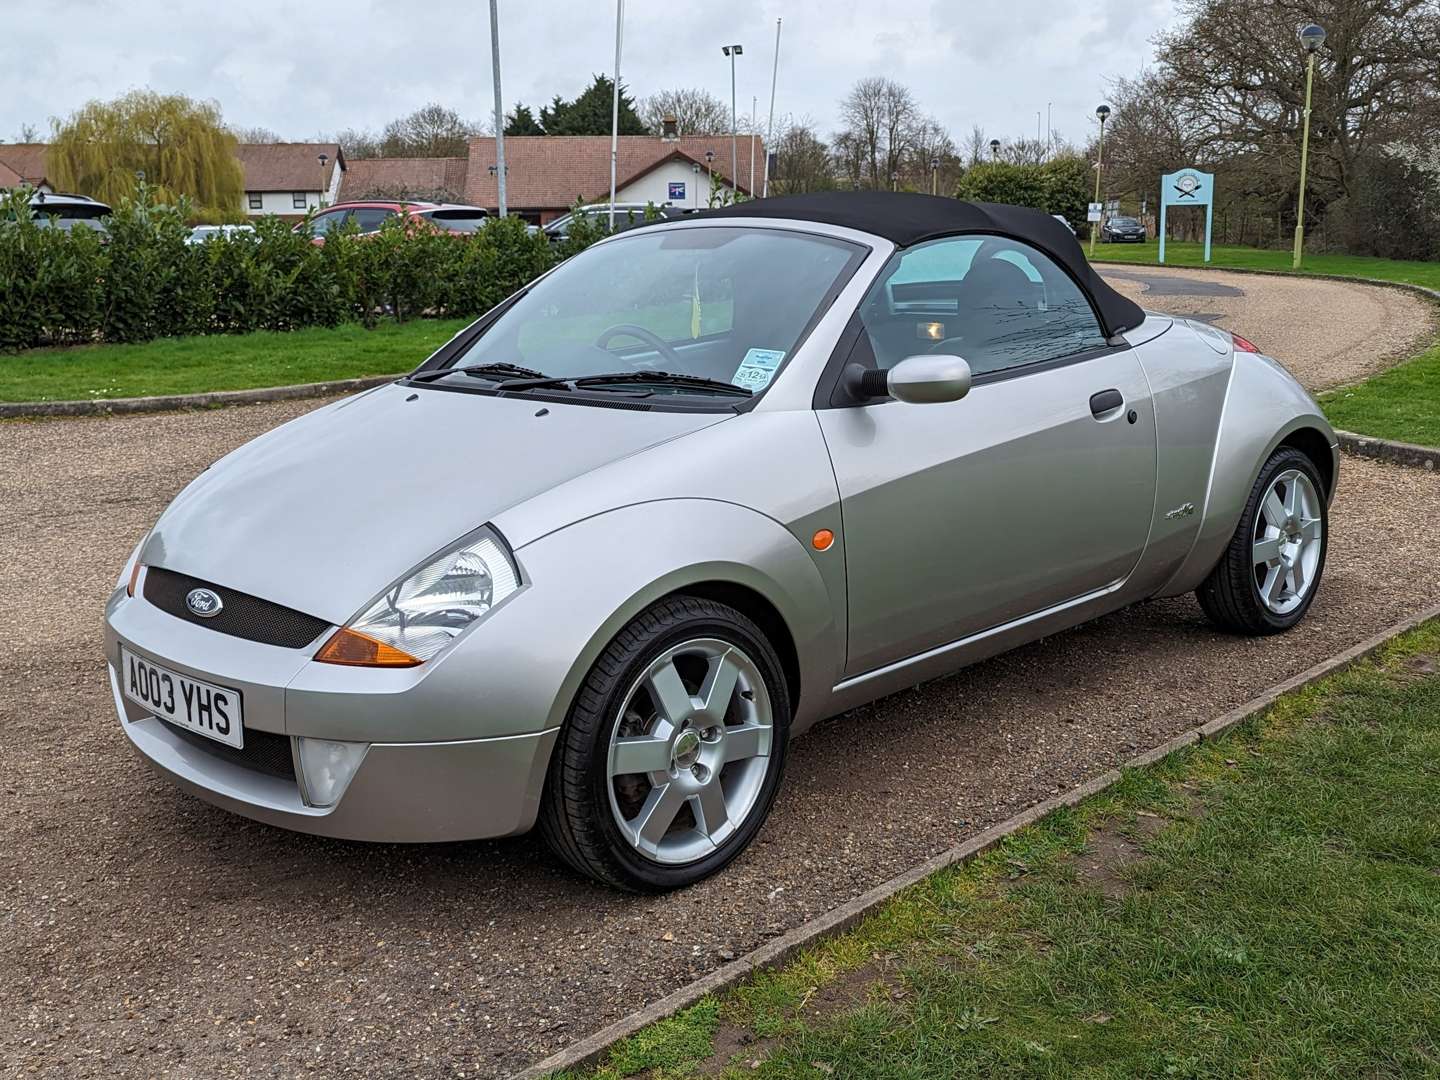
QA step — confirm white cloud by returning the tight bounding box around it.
[0,0,1178,147]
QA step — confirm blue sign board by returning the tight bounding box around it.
[1159,168,1215,264]
[668,181,686,200]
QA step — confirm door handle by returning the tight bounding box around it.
[1089,389,1124,418]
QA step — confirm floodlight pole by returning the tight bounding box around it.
[488,0,507,218]
[609,0,624,230]
[762,18,781,197]
[1293,29,1324,269]
[723,45,742,205]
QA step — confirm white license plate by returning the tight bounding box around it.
[120,647,245,749]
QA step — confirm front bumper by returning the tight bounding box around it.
[105,581,557,843]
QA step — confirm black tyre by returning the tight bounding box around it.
[538,596,791,892]
[1197,446,1328,635]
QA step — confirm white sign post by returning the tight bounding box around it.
[1087,202,1103,223]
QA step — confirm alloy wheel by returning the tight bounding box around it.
[1252,468,1323,615]
[606,638,774,866]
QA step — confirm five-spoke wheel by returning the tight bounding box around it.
[540,597,789,891]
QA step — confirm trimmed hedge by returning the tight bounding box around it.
[0,188,570,351]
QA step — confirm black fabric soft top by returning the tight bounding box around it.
[684,191,1146,337]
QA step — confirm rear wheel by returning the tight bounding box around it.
[539,596,790,891]
[1197,446,1328,635]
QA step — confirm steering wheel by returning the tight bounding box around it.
[594,323,683,370]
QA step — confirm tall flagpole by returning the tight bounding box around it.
[488,0,507,218]
[608,0,624,230]
[749,96,757,196]
[762,17,781,197]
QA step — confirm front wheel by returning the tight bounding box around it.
[539,596,790,891]
[1197,446,1328,635]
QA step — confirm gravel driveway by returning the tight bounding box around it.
[4,271,1437,1079]
[1102,264,1436,390]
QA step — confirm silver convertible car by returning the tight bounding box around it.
[105,193,1336,890]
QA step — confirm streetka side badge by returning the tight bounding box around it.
[1165,501,1197,520]
[185,588,224,618]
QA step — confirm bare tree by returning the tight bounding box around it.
[1000,137,1048,166]
[1155,0,1440,216]
[378,103,486,158]
[229,124,282,144]
[771,116,834,194]
[639,88,731,136]
[962,125,989,167]
[905,116,958,191]
[836,76,920,188]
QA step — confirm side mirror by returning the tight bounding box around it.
[846,354,972,404]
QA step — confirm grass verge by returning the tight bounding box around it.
[559,620,1440,1079]
[1318,340,1440,448]
[1091,240,1440,292]
[0,318,471,402]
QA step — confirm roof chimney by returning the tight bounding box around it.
[661,116,679,142]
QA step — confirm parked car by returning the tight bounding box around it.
[1103,215,1148,242]
[542,201,689,243]
[187,224,257,245]
[301,201,489,243]
[106,192,1336,891]
[27,192,111,238]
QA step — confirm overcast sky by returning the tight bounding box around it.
[1,0,1177,148]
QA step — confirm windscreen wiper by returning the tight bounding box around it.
[409,362,551,384]
[570,371,753,396]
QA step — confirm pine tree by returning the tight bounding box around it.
[504,104,544,136]
[539,76,646,136]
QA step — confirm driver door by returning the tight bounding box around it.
[818,235,1157,676]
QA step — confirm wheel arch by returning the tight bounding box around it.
[661,580,802,714]
[1277,424,1338,501]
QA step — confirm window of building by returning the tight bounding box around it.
[247,192,262,210]
[292,192,308,209]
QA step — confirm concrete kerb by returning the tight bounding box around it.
[512,598,1440,1080]
[0,374,397,420]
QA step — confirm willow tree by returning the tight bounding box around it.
[49,91,244,217]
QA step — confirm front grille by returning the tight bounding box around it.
[144,567,331,649]
[164,721,297,781]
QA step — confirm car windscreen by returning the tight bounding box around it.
[33,202,108,220]
[424,209,488,233]
[437,226,865,398]
[1110,217,1140,227]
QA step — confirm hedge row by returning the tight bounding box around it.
[0,188,610,352]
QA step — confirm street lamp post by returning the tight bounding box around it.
[930,155,940,196]
[989,138,1000,162]
[317,153,329,207]
[1088,104,1111,257]
[722,44,743,205]
[704,149,715,205]
[1293,23,1326,269]
[890,169,899,192]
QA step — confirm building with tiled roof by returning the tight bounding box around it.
[462,134,764,223]
[0,144,53,191]
[234,143,344,218]
[341,156,470,203]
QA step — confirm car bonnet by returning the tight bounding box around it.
[139,383,730,625]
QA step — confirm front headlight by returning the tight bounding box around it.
[314,526,521,667]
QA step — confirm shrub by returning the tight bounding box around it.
[0,188,589,352]
[954,156,1092,232]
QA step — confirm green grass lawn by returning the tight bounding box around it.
[0,318,471,402]
[1092,239,1440,292]
[1319,340,1440,446]
[562,621,1440,1079]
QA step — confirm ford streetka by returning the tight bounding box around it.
[106,192,1336,890]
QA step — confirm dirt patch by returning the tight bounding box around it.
[696,964,902,1075]
[1071,825,1148,898]
[1392,653,1438,680]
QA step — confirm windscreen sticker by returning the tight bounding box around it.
[731,348,786,391]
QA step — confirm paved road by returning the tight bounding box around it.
[3,271,1437,1079]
